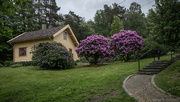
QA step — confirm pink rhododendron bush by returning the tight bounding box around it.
[76,35,114,65]
[110,30,144,62]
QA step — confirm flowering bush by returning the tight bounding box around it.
[76,35,114,65]
[110,30,143,61]
[31,42,76,69]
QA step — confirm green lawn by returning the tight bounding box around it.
[154,60,180,97]
[0,54,176,102]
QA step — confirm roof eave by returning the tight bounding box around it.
[7,32,27,43]
[8,36,52,43]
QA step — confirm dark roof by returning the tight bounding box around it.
[9,25,66,43]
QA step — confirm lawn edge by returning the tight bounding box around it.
[123,74,141,102]
[151,75,180,99]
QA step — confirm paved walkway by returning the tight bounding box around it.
[125,74,180,102]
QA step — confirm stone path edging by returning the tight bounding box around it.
[151,75,166,94]
[151,75,180,100]
[123,74,141,102]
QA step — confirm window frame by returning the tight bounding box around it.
[69,48,72,53]
[64,31,67,40]
[19,47,27,56]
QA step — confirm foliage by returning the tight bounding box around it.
[76,35,114,65]
[13,61,37,66]
[123,2,147,37]
[79,57,88,63]
[0,64,3,67]
[111,16,124,36]
[4,61,13,67]
[123,13,147,37]
[90,3,125,38]
[142,37,169,58]
[90,10,111,37]
[104,3,125,24]
[0,0,28,64]
[9,0,40,37]
[31,42,76,69]
[110,30,144,61]
[11,64,22,68]
[129,2,142,14]
[148,0,180,45]
[34,0,62,28]
[167,86,180,96]
[63,11,93,41]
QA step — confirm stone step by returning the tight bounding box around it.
[146,64,168,67]
[137,54,180,75]
[140,69,162,72]
[138,71,158,75]
[151,61,171,64]
[143,67,164,69]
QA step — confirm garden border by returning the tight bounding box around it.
[151,75,180,99]
[123,74,141,102]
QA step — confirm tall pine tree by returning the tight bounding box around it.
[35,0,62,29]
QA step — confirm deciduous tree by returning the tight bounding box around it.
[111,16,124,35]
[148,0,180,45]
[123,2,147,37]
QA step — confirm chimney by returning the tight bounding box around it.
[42,23,46,30]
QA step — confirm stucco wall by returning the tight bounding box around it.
[13,38,52,62]
[53,31,79,61]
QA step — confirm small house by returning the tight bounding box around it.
[7,24,79,62]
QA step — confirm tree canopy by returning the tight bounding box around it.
[148,0,180,45]
[123,2,147,37]
[110,16,124,35]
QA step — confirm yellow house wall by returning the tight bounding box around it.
[53,31,79,61]
[13,38,52,62]
[13,31,79,62]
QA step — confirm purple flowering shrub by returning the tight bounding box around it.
[76,35,114,65]
[110,30,144,62]
[31,42,76,69]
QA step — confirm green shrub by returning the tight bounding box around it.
[4,61,13,67]
[79,57,88,63]
[11,64,22,68]
[0,63,3,67]
[31,42,76,70]
[142,37,169,58]
[13,61,37,66]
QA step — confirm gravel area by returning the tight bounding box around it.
[125,74,180,102]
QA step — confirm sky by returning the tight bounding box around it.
[56,0,155,21]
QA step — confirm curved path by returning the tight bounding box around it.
[125,74,180,102]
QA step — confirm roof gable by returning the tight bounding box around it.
[53,25,79,46]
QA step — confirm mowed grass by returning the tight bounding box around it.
[0,55,175,102]
[155,60,180,97]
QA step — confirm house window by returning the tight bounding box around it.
[64,32,67,40]
[19,48,26,56]
[69,48,72,53]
